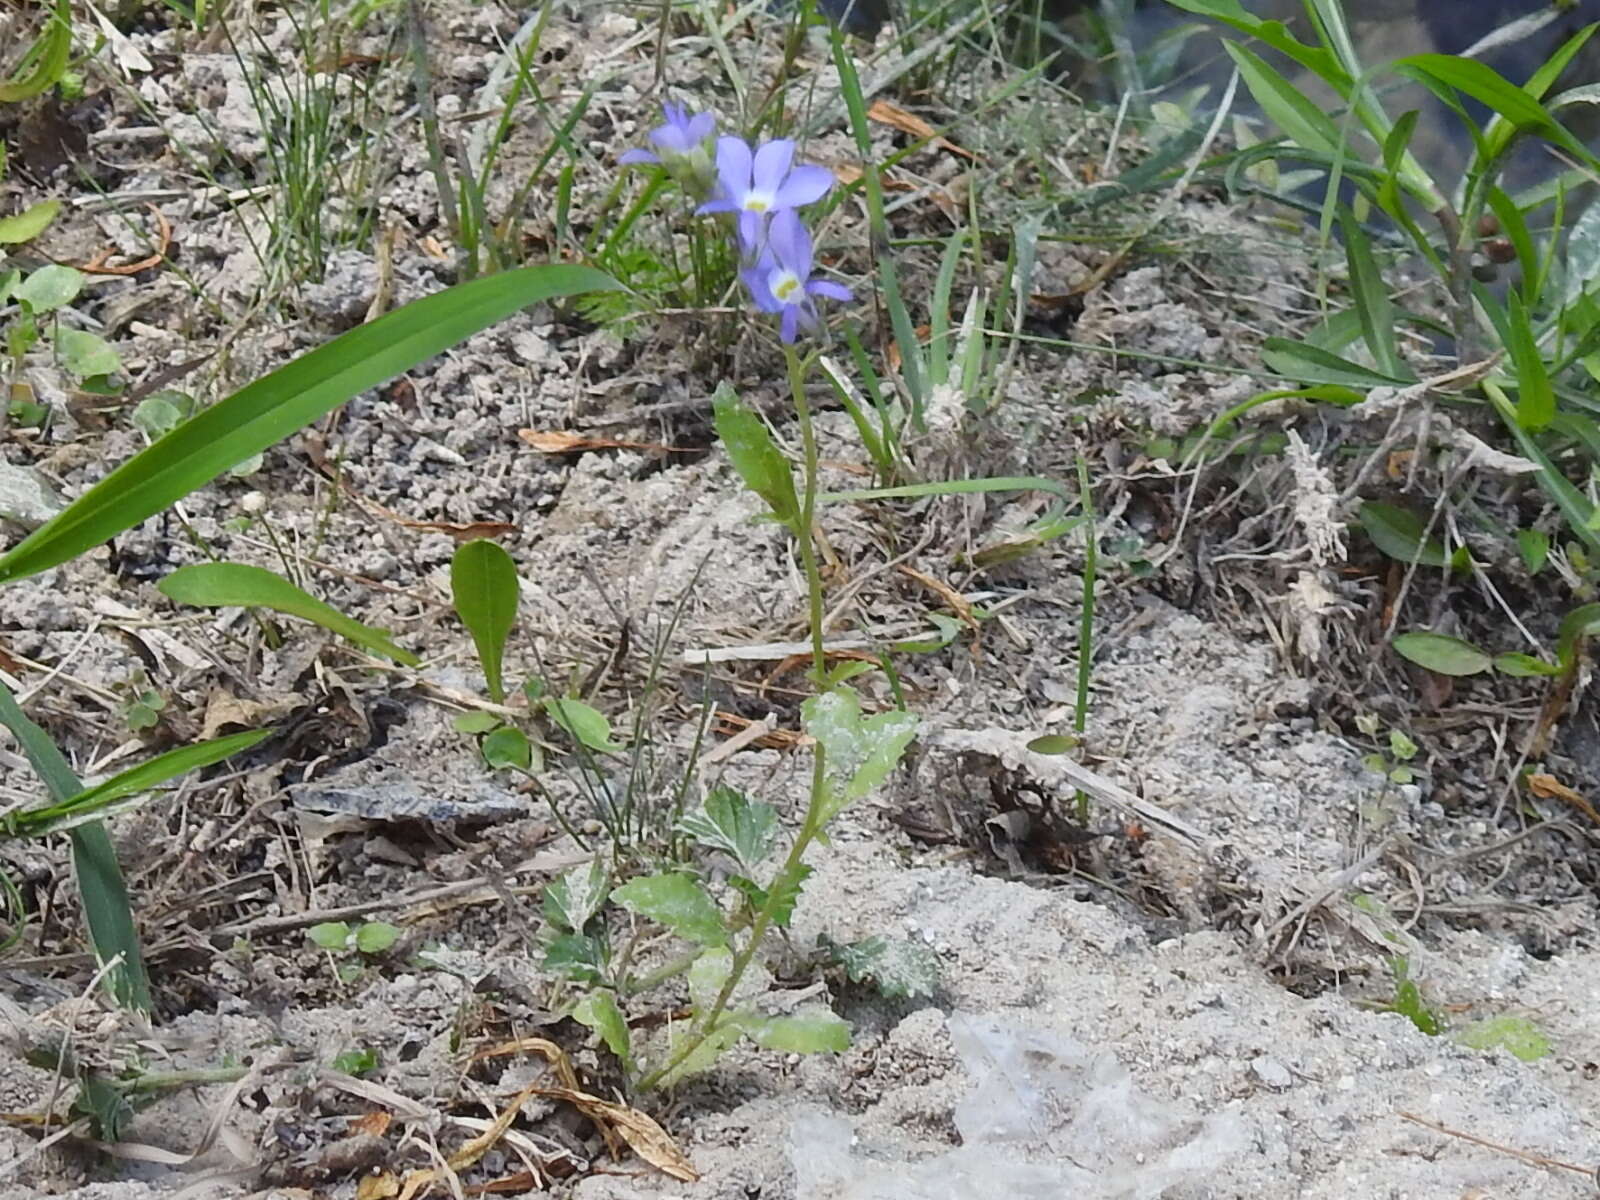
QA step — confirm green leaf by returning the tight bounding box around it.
[822,933,940,1000]
[687,946,733,1013]
[1026,734,1079,754]
[1556,602,1600,668]
[481,725,533,772]
[1339,206,1403,381]
[801,687,919,822]
[542,860,609,933]
[650,1019,743,1089]
[674,786,779,872]
[55,329,121,380]
[730,863,810,929]
[1395,54,1569,142]
[1221,42,1342,157]
[1357,502,1452,568]
[332,1047,380,1076]
[543,932,606,983]
[450,539,519,703]
[1501,292,1554,431]
[1516,529,1550,574]
[1492,652,1561,678]
[611,872,727,947]
[731,1007,850,1054]
[1391,632,1492,677]
[14,265,83,314]
[0,199,60,244]
[452,710,501,735]
[891,612,963,654]
[1261,338,1410,389]
[0,265,617,586]
[1456,1015,1550,1062]
[354,921,401,953]
[543,697,624,753]
[0,0,71,102]
[712,382,799,528]
[0,684,151,1013]
[308,921,352,950]
[572,989,632,1066]
[159,563,420,667]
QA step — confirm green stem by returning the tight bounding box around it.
[1073,456,1096,824]
[636,347,830,1093]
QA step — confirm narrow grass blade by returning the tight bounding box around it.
[0,265,617,584]
[1483,380,1600,553]
[159,563,421,667]
[0,682,150,1012]
[1222,43,1342,156]
[1486,187,1539,308]
[450,539,520,704]
[1338,204,1403,379]
[1261,338,1410,388]
[1502,292,1554,430]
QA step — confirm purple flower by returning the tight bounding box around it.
[620,103,717,196]
[740,209,852,343]
[699,137,834,248]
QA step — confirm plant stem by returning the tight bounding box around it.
[636,347,830,1092]
[1073,456,1096,824]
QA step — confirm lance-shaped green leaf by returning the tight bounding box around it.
[1357,502,1453,568]
[712,383,798,529]
[801,687,919,822]
[159,563,420,667]
[0,200,60,245]
[1391,632,1491,677]
[0,0,71,102]
[572,988,632,1067]
[730,1007,850,1053]
[0,265,617,585]
[611,872,727,946]
[450,539,519,702]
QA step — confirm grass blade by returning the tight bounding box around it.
[0,682,150,1012]
[159,563,421,666]
[1338,204,1403,379]
[0,265,618,585]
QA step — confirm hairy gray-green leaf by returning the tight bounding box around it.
[824,933,940,1000]
[802,687,919,822]
[731,1007,850,1054]
[572,988,632,1066]
[611,872,726,946]
[451,539,519,703]
[543,860,609,933]
[675,786,779,872]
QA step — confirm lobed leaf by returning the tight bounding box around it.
[674,786,780,872]
[802,687,919,823]
[611,873,727,947]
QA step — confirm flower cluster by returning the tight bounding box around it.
[623,104,850,344]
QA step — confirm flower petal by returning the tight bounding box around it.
[687,111,716,142]
[771,164,834,209]
[619,148,661,165]
[662,102,688,129]
[780,306,800,343]
[767,210,813,277]
[805,279,852,303]
[715,136,755,197]
[742,264,783,313]
[736,211,767,259]
[751,139,796,193]
[696,198,737,215]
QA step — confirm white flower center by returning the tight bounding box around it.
[743,191,775,213]
[770,271,802,303]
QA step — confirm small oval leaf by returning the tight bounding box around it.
[451,539,519,703]
[1392,632,1492,676]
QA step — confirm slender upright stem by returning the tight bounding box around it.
[636,347,830,1093]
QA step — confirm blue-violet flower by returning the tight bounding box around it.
[700,136,834,250]
[741,209,852,343]
[620,103,717,196]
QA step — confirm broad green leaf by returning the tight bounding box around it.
[450,539,518,703]
[1357,502,1452,568]
[308,921,352,950]
[1261,338,1410,389]
[1222,43,1342,157]
[159,563,420,667]
[0,682,151,1012]
[687,946,733,1013]
[481,725,534,771]
[1494,652,1561,677]
[674,786,779,872]
[712,383,798,528]
[802,687,919,822]
[0,0,70,102]
[731,1007,850,1053]
[542,860,609,933]
[1339,206,1403,380]
[0,199,60,244]
[611,872,727,946]
[14,265,82,314]
[572,989,632,1065]
[1516,528,1550,574]
[452,710,500,735]
[0,265,618,585]
[1457,1015,1550,1062]
[543,932,606,983]
[355,921,401,954]
[543,697,624,753]
[56,329,121,379]
[1391,632,1491,677]
[822,933,940,1000]
[10,728,272,838]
